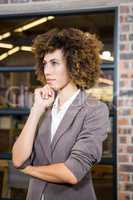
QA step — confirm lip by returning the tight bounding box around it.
[46,79,56,82]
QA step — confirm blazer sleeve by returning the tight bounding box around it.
[64,102,109,182]
[13,112,46,170]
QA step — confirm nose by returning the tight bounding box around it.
[43,62,53,76]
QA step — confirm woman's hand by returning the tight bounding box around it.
[31,84,55,115]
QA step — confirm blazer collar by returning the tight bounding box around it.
[38,89,88,163]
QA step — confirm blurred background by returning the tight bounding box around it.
[0,10,115,200]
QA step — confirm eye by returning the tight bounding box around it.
[51,61,58,66]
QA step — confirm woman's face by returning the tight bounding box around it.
[43,49,71,91]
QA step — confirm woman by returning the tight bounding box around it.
[12,28,109,200]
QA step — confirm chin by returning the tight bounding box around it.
[51,85,59,91]
[51,83,67,91]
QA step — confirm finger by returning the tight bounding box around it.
[40,90,45,98]
[43,85,53,98]
[45,85,54,97]
[44,86,52,97]
[48,90,52,97]
[40,91,47,99]
[42,88,49,99]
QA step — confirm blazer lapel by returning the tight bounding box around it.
[51,90,88,153]
[38,90,88,163]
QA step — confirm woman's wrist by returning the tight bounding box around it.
[30,104,47,117]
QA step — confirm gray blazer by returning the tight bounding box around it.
[17,89,109,200]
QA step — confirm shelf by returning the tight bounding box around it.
[0,107,114,116]
[0,198,15,200]
[0,64,114,167]
[0,66,34,72]
[0,152,11,160]
[100,157,113,165]
[101,63,114,70]
[0,64,114,73]
[0,108,30,116]
[0,152,113,166]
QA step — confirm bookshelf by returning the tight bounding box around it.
[0,63,114,161]
[0,63,115,199]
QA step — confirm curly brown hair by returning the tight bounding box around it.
[32,28,103,89]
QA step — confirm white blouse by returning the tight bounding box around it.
[41,89,80,200]
[51,89,81,142]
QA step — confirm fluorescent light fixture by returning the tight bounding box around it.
[0,46,20,61]
[0,52,8,61]
[0,45,32,61]
[0,32,11,40]
[86,86,113,102]
[102,51,111,57]
[100,51,114,61]
[20,46,32,51]
[99,78,113,85]
[0,43,13,49]
[8,47,20,55]
[47,16,55,20]
[14,16,55,32]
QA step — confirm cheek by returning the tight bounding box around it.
[57,69,70,83]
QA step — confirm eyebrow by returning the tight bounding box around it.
[43,58,60,63]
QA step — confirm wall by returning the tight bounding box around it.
[118,2,133,200]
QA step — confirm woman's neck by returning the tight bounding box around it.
[57,81,79,107]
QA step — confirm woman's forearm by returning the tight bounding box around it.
[21,163,77,185]
[12,107,45,168]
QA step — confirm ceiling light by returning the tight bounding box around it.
[100,51,114,61]
[0,47,20,61]
[99,78,113,85]
[0,52,8,61]
[47,16,55,20]
[102,51,111,57]
[8,47,20,55]
[0,43,13,49]
[0,32,11,40]
[20,46,32,51]
[14,16,55,32]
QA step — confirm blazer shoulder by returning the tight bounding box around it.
[83,94,109,115]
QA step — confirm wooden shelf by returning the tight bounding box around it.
[0,66,34,73]
[0,152,113,165]
[0,108,30,116]
[0,63,114,73]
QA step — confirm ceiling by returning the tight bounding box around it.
[0,11,115,66]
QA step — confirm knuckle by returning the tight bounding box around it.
[34,88,41,94]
